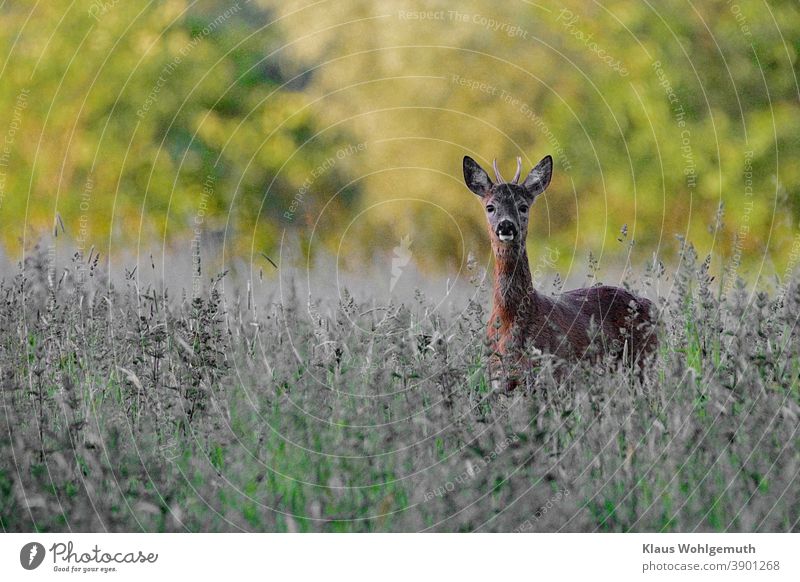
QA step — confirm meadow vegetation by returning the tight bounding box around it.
[1,242,798,532]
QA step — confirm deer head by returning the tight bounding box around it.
[462,155,553,254]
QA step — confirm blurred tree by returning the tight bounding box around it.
[0,0,353,261]
[1,0,798,280]
[256,0,800,278]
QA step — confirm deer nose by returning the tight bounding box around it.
[496,220,517,242]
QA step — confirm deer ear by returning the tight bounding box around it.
[522,155,553,199]
[463,156,492,197]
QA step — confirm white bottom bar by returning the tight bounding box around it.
[2,533,798,581]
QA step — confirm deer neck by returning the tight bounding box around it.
[492,244,537,323]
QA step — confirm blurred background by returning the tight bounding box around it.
[0,0,798,288]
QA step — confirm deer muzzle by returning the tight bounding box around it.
[496,220,517,243]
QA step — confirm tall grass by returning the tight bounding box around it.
[1,242,799,532]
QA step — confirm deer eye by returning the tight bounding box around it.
[486,204,495,213]
[519,204,529,214]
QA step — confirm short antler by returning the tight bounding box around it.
[492,157,523,184]
[492,159,504,183]
[512,157,522,184]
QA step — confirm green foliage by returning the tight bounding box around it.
[2,0,798,274]
[0,0,352,257]
[257,0,800,271]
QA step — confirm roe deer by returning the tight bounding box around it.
[462,154,657,389]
